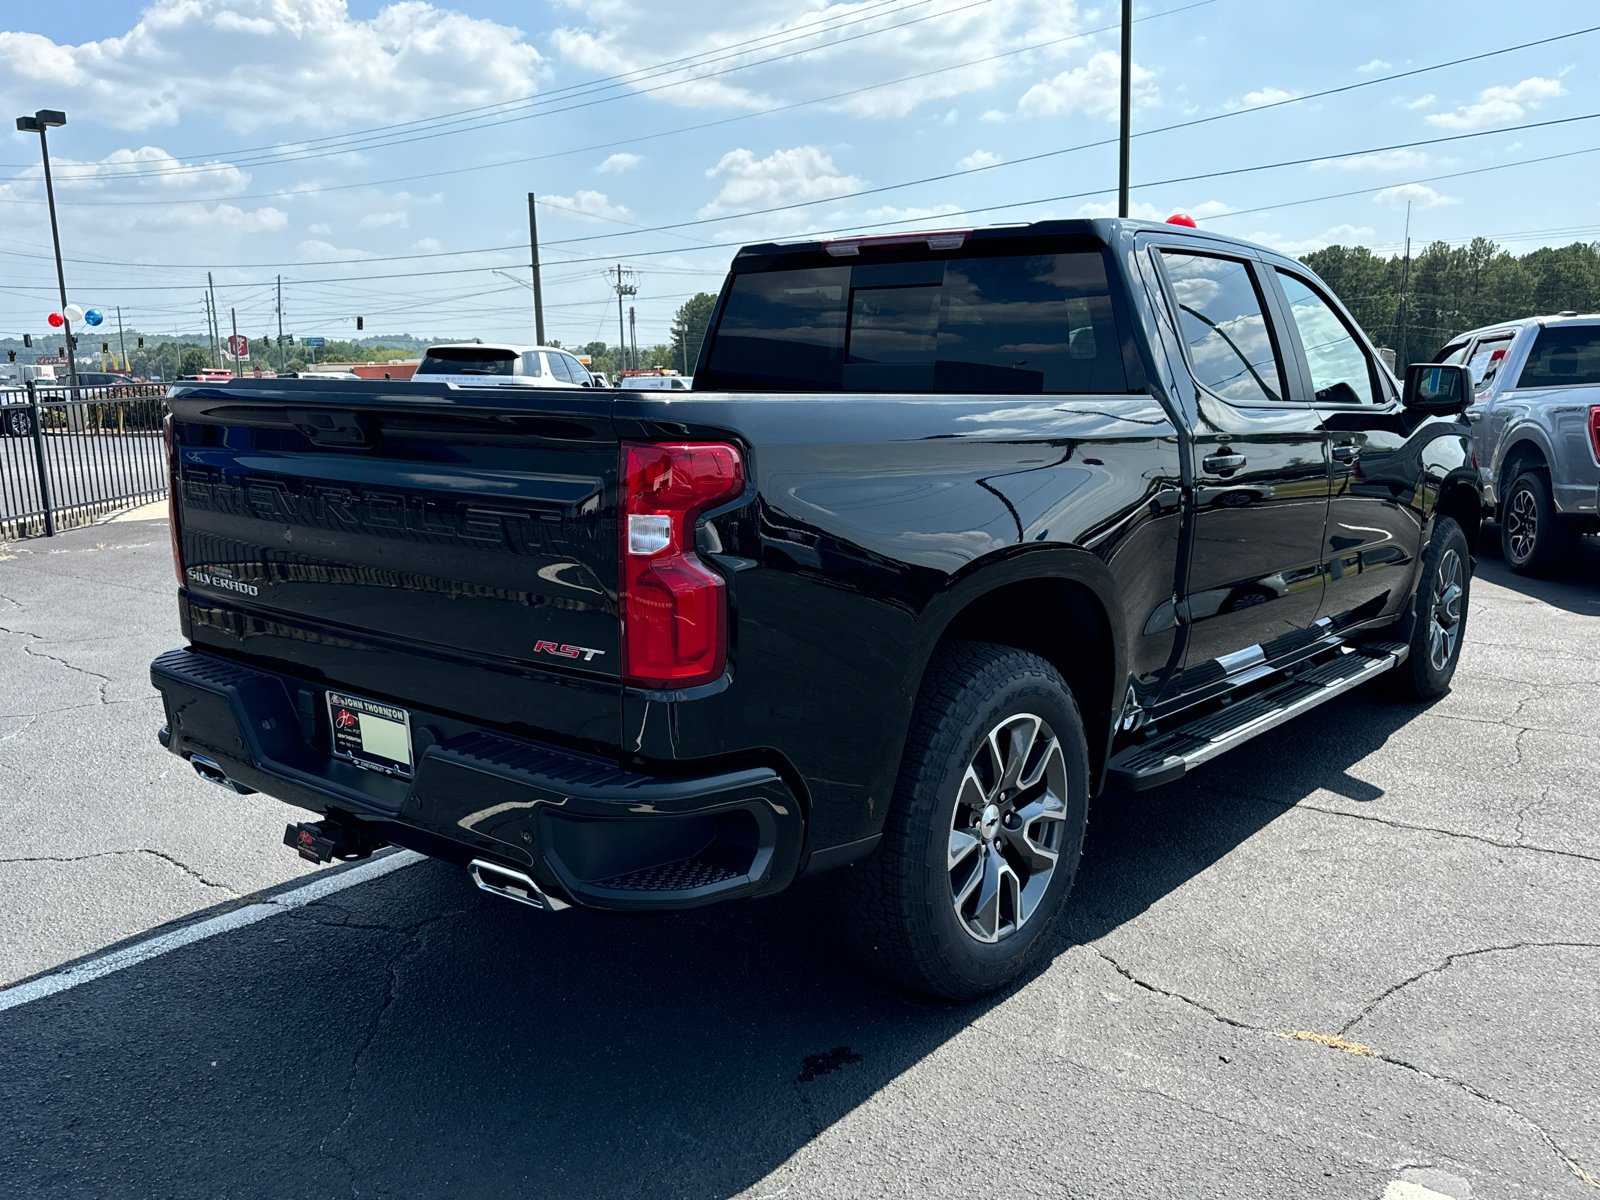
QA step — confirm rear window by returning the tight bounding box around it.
[700,252,1127,394]
[416,347,519,376]
[1515,326,1600,389]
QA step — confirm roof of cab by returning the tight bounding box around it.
[424,342,575,355]
[731,217,1278,267]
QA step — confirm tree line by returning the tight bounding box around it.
[1300,238,1600,366]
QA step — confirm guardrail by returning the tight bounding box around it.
[1,380,171,541]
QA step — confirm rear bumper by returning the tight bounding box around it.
[150,647,803,910]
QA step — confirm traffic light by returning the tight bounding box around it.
[355,316,364,331]
[101,341,109,353]
[22,333,31,348]
[6,350,14,363]
[137,336,144,348]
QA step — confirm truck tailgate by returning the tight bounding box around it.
[168,381,621,749]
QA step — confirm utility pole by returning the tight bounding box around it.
[1117,0,1132,218]
[115,305,128,374]
[610,264,637,374]
[629,306,639,372]
[528,194,546,345]
[1398,201,1413,367]
[276,275,284,372]
[207,273,221,366]
[230,307,240,377]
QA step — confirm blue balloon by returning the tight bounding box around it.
[84,309,104,326]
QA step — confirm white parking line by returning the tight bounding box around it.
[0,849,423,1014]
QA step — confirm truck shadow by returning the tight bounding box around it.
[0,693,1432,1200]
[1475,522,1600,614]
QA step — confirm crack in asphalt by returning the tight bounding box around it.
[1340,941,1600,1036]
[0,847,239,893]
[20,642,113,705]
[1095,948,1600,1193]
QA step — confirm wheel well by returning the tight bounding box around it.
[1435,483,1482,554]
[937,578,1115,781]
[1498,440,1548,507]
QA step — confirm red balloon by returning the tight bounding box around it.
[1166,213,1198,228]
[47,311,64,327]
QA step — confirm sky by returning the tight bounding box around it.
[1,0,1597,351]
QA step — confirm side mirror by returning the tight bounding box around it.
[1403,363,1471,414]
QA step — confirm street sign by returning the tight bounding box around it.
[227,334,249,359]
[302,337,326,348]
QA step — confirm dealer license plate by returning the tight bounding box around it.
[326,691,414,778]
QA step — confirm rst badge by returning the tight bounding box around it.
[533,640,605,663]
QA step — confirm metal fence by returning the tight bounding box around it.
[0,381,171,541]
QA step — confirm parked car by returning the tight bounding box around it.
[1,397,35,437]
[413,343,595,388]
[621,373,693,390]
[150,219,1479,999]
[1433,314,1600,573]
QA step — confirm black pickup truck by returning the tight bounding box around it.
[151,219,1480,999]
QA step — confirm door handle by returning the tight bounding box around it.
[1202,452,1246,473]
[1332,442,1359,462]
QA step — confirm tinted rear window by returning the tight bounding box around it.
[417,347,519,376]
[701,252,1127,393]
[1515,326,1600,389]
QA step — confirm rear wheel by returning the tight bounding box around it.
[1,407,34,438]
[1386,516,1471,701]
[1501,469,1574,576]
[835,642,1090,1000]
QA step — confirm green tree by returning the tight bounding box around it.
[670,292,717,374]
[178,348,209,376]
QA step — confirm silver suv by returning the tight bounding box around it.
[1436,315,1600,573]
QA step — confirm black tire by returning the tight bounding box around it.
[835,642,1090,1000]
[1,407,34,438]
[1501,469,1575,576]
[1385,516,1471,701]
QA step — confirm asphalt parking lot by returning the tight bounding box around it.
[2,515,1598,1199]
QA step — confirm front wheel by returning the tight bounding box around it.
[835,642,1090,1000]
[1385,516,1471,701]
[1,407,34,438]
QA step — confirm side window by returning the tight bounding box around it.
[1467,335,1516,393]
[520,352,544,377]
[1159,251,1286,404]
[547,353,576,383]
[1433,339,1472,365]
[1516,326,1600,388]
[563,355,591,384]
[1275,272,1377,405]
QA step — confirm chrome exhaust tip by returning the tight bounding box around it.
[188,754,256,795]
[468,858,569,912]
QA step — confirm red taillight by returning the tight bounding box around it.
[1589,406,1600,464]
[163,413,184,586]
[619,441,744,687]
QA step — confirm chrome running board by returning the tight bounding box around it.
[1107,642,1408,790]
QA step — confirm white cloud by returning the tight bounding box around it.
[295,239,375,261]
[1228,86,1297,110]
[551,0,1089,120]
[1244,224,1377,256]
[981,109,1008,123]
[540,190,633,221]
[357,210,409,229]
[1355,59,1391,75]
[308,223,332,236]
[858,203,965,224]
[1425,77,1565,131]
[698,146,860,218]
[958,149,1002,170]
[597,152,642,174]
[411,238,444,253]
[1374,183,1459,208]
[1313,149,1428,171]
[0,0,546,132]
[1405,94,1436,110]
[1076,199,1231,222]
[1017,51,1157,119]
[0,146,250,196]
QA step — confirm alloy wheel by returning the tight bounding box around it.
[1505,485,1538,564]
[947,713,1068,943]
[1428,548,1464,672]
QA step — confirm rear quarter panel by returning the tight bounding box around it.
[613,390,1182,851]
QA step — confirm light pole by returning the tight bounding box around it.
[1118,0,1132,218]
[14,108,79,394]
